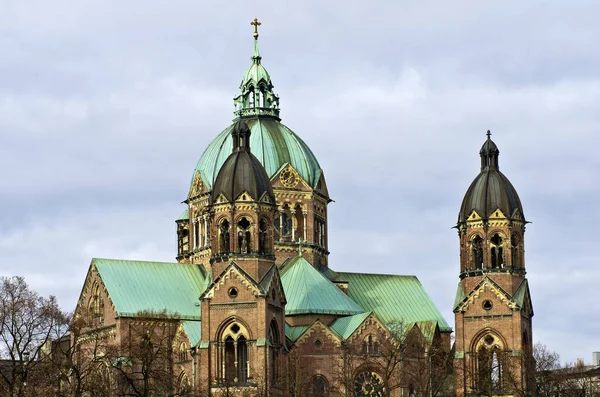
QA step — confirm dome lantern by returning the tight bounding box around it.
[233,19,280,120]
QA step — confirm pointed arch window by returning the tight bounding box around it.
[88,283,104,324]
[219,219,231,254]
[259,219,269,255]
[218,321,250,385]
[311,375,328,397]
[476,335,504,395]
[511,233,521,268]
[237,217,251,254]
[470,235,484,269]
[490,234,504,269]
[361,335,380,355]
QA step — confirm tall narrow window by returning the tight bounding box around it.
[312,375,328,397]
[511,234,520,267]
[219,220,230,254]
[477,339,503,395]
[259,219,268,254]
[237,217,251,254]
[490,234,504,269]
[471,236,484,269]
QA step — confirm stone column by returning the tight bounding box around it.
[303,210,307,241]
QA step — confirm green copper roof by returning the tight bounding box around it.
[93,258,205,320]
[285,324,309,342]
[193,117,323,189]
[330,312,371,340]
[177,208,189,221]
[182,320,202,346]
[334,272,452,332]
[280,256,364,316]
[453,282,466,312]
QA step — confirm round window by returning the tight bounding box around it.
[228,287,238,299]
[482,300,493,311]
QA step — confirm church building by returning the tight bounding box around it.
[73,20,534,397]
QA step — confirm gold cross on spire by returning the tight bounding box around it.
[251,18,261,40]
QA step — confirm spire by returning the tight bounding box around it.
[233,19,280,120]
[251,18,262,63]
[480,130,500,170]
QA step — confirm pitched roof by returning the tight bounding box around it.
[92,258,205,320]
[280,256,364,316]
[334,272,452,332]
[182,320,202,346]
[177,208,189,221]
[330,312,371,340]
[453,282,466,311]
[285,324,309,342]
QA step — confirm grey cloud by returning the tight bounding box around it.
[0,0,598,364]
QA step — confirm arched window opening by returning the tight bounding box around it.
[470,236,484,269]
[269,320,280,383]
[361,335,379,356]
[511,234,520,268]
[89,284,104,324]
[249,86,255,108]
[237,217,251,254]
[314,216,326,247]
[219,220,230,254]
[294,205,304,241]
[218,320,251,385]
[490,234,504,269]
[476,335,503,395]
[177,372,191,396]
[523,330,529,351]
[179,343,187,362]
[275,207,293,241]
[259,219,269,255]
[312,375,328,397]
[178,226,189,255]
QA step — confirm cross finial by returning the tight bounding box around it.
[486,130,492,139]
[251,18,261,40]
[298,238,304,256]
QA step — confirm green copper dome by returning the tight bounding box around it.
[194,118,322,189]
[192,35,323,190]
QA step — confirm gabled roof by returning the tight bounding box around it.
[285,324,309,342]
[92,258,205,320]
[512,279,534,315]
[453,282,466,311]
[280,256,364,316]
[334,271,452,332]
[330,312,371,340]
[177,208,189,221]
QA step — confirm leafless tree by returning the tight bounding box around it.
[108,310,187,397]
[0,276,68,397]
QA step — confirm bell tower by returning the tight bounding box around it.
[196,119,286,395]
[453,131,534,397]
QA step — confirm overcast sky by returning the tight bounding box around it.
[1,1,598,364]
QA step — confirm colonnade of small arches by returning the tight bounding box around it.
[467,230,523,271]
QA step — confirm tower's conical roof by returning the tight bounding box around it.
[458,131,525,223]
